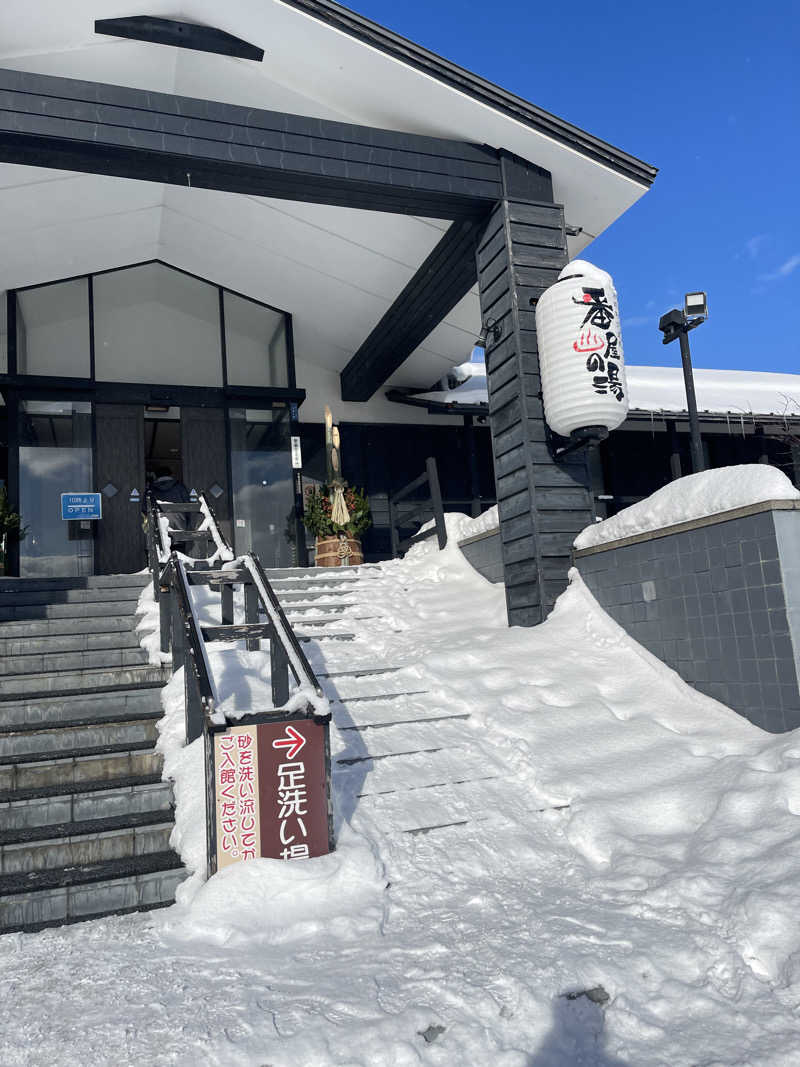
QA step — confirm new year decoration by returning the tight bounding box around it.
[325,406,350,528]
[535,259,629,439]
[306,407,371,566]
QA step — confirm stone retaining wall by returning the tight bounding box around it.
[575,501,800,733]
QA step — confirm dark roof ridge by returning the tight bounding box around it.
[281,0,658,187]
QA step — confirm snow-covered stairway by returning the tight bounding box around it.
[0,574,185,933]
[267,565,509,837]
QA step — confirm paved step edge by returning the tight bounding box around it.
[0,709,163,736]
[0,848,185,895]
[1,739,156,767]
[1,897,174,935]
[0,676,170,703]
[0,821,174,870]
[0,807,175,847]
[0,772,165,804]
[0,575,149,592]
[0,651,150,677]
[0,687,164,712]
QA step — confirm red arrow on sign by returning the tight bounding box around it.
[271,724,306,760]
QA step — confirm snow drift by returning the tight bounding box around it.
[576,463,800,549]
[3,489,800,1066]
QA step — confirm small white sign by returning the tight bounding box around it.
[290,436,302,470]
[129,488,140,502]
[189,488,198,501]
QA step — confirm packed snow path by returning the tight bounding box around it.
[278,565,516,838]
[2,527,800,1066]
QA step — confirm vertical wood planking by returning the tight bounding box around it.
[477,155,594,626]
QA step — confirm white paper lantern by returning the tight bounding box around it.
[535,259,628,438]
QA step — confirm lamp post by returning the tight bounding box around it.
[658,292,708,474]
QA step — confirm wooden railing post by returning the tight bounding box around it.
[270,627,290,708]
[388,493,400,558]
[159,581,171,655]
[183,627,204,744]
[244,582,260,651]
[170,588,185,665]
[425,457,447,551]
[220,583,234,627]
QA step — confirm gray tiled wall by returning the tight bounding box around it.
[575,508,800,733]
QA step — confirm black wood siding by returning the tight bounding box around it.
[0,68,502,219]
[477,158,594,626]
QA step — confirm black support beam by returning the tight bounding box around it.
[477,154,595,627]
[340,216,487,402]
[95,17,265,62]
[0,68,502,219]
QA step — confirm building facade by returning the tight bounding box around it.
[0,0,658,624]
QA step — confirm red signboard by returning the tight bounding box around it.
[213,717,330,869]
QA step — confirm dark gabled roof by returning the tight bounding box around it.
[281,0,658,188]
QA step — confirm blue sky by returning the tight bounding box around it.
[352,0,799,373]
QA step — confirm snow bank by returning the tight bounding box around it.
[134,579,171,667]
[156,663,385,938]
[455,503,499,540]
[576,464,800,549]
[7,517,800,1066]
[162,823,385,948]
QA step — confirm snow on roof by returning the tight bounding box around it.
[625,365,800,418]
[574,464,800,550]
[413,362,800,419]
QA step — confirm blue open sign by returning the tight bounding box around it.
[61,493,102,521]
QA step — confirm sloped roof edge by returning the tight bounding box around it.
[280,0,658,187]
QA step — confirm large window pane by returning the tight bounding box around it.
[16,279,91,377]
[229,407,295,567]
[19,401,93,577]
[224,292,288,388]
[94,263,222,387]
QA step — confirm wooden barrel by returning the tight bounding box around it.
[315,535,363,567]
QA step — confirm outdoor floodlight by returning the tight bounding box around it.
[684,291,708,321]
[658,292,710,475]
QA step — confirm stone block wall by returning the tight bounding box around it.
[574,501,800,733]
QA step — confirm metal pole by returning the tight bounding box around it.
[677,327,705,473]
[666,419,682,482]
[464,414,481,518]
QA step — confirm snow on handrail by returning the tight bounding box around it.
[198,495,235,565]
[241,553,329,719]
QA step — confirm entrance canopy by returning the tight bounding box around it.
[0,0,655,412]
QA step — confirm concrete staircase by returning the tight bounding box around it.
[0,574,182,933]
[1,562,491,934]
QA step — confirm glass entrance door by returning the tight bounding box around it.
[229,407,295,568]
[19,400,93,578]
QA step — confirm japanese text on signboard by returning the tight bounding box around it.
[216,728,260,868]
[572,287,624,402]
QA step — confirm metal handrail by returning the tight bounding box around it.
[165,552,217,732]
[243,553,325,701]
[144,496,334,874]
[146,495,329,742]
[196,493,235,563]
[146,489,233,565]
